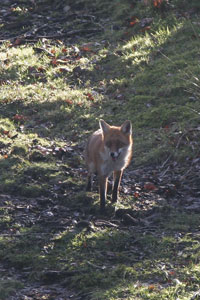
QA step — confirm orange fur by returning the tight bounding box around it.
[85,119,133,211]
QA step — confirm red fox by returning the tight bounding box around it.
[85,119,133,211]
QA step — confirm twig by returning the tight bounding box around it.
[35,28,103,39]
[159,165,170,178]
[87,261,106,270]
[160,155,172,169]
[160,132,187,169]
[94,220,119,228]
[175,132,187,149]
[0,28,103,44]
[0,232,54,237]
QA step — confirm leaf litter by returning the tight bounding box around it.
[0,0,200,299]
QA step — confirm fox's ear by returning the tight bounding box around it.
[99,119,110,134]
[121,120,132,135]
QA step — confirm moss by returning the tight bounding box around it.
[0,0,200,299]
[11,145,28,156]
[0,280,24,300]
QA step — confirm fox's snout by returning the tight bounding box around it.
[110,151,120,161]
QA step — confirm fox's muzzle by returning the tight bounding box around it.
[110,151,120,161]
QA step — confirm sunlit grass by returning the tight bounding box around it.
[0,0,200,299]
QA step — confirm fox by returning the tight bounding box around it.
[85,119,133,211]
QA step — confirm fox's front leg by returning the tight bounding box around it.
[86,173,93,191]
[99,175,108,211]
[112,170,123,203]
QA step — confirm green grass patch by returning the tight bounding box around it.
[0,0,200,298]
[1,209,200,299]
[0,279,23,300]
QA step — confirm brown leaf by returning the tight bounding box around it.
[65,99,73,105]
[148,284,156,291]
[51,58,58,66]
[134,192,140,198]
[129,17,139,27]
[13,114,28,123]
[3,130,9,135]
[144,183,157,191]
[153,0,163,8]
[86,93,94,101]
[80,46,92,52]
[14,38,23,46]
[141,26,151,32]
[62,48,68,53]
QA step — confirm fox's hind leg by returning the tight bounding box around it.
[86,173,93,191]
[86,161,95,191]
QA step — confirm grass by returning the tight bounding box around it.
[0,280,23,300]
[0,0,200,299]
[1,210,200,299]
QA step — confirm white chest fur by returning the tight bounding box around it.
[100,146,130,176]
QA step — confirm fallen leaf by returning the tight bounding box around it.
[62,48,68,53]
[169,271,176,276]
[153,0,163,8]
[65,99,73,105]
[144,183,157,191]
[13,114,27,122]
[37,67,46,72]
[14,38,23,46]
[134,192,140,198]
[148,284,156,291]
[80,46,92,52]
[86,93,94,101]
[141,26,151,32]
[59,67,70,73]
[164,125,169,130]
[129,18,139,27]
[3,130,9,135]
[51,58,58,66]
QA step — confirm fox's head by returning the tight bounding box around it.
[99,119,132,161]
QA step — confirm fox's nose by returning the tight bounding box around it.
[110,152,118,160]
[110,152,115,158]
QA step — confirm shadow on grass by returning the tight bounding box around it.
[0,12,198,200]
[0,16,199,196]
[1,5,200,298]
[0,206,200,298]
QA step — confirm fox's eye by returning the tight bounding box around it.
[117,140,125,148]
[106,141,112,148]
